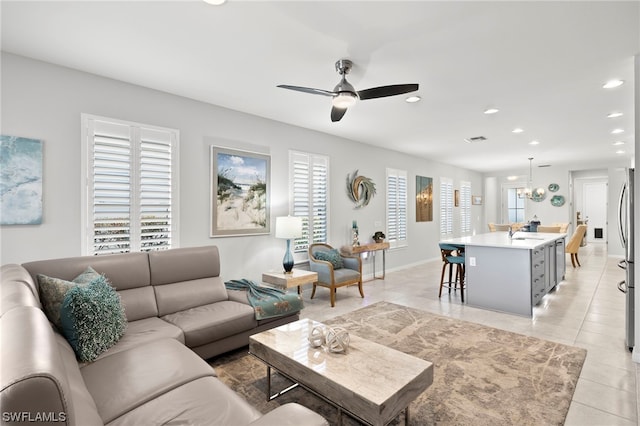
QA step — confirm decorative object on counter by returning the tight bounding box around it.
[517,157,545,200]
[352,220,360,246]
[529,215,541,232]
[325,326,350,353]
[373,231,386,243]
[308,325,326,348]
[416,175,433,221]
[0,135,43,225]
[550,195,565,207]
[275,216,303,273]
[548,183,560,192]
[346,169,376,209]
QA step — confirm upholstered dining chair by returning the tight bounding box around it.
[488,223,511,232]
[565,225,588,267]
[438,243,465,302]
[537,225,561,233]
[552,223,570,233]
[308,243,363,307]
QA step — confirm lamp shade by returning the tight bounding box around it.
[275,216,303,239]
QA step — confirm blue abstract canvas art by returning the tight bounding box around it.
[1,135,43,225]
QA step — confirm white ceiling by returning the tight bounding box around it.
[2,1,639,173]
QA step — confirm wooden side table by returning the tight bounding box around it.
[341,242,391,280]
[262,269,318,294]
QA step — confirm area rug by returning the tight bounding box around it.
[210,301,586,425]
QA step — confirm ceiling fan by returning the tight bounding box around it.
[277,59,419,122]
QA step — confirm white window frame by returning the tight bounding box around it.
[386,168,408,248]
[81,114,180,255]
[460,181,471,233]
[288,150,329,254]
[440,177,453,235]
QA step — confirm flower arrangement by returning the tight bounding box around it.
[373,231,386,243]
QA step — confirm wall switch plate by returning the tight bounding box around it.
[374,221,382,227]
[469,257,476,266]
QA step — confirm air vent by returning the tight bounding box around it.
[464,136,487,143]
[538,164,551,168]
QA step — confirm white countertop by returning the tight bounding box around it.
[442,231,566,249]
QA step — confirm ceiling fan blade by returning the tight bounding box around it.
[357,84,419,100]
[277,85,336,97]
[331,106,347,122]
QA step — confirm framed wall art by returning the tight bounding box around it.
[210,146,270,237]
[416,175,433,222]
[1,135,43,225]
[472,195,483,205]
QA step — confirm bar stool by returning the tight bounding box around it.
[438,243,465,302]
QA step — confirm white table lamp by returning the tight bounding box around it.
[275,216,303,273]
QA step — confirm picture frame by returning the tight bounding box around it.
[454,189,460,207]
[210,146,270,237]
[472,195,483,205]
[415,175,433,222]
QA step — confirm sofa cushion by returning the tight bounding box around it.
[148,245,220,285]
[154,277,229,316]
[80,338,216,424]
[118,286,159,322]
[60,276,127,362]
[107,376,262,426]
[93,317,184,361]
[161,300,257,348]
[36,267,101,330]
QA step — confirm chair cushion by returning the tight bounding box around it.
[333,268,360,284]
[314,249,343,269]
[60,276,127,362]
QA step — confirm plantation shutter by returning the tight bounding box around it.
[386,168,408,248]
[460,181,471,233]
[83,115,178,255]
[440,178,453,235]
[290,151,329,252]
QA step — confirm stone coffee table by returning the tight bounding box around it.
[249,319,434,426]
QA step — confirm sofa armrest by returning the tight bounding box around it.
[248,403,328,426]
[308,258,333,284]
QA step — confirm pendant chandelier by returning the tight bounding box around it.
[517,157,545,199]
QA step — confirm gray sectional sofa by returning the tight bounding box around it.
[0,245,327,426]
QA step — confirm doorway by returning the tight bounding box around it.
[573,176,608,244]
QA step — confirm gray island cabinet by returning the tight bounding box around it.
[442,232,566,317]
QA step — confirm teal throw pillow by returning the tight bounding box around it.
[315,249,344,269]
[37,267,102,330]
[60,275,127,362]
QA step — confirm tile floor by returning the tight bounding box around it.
[298,242,638,425]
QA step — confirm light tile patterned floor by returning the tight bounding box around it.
[298,243,638,425]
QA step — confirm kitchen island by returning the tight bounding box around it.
[442,232,566,316]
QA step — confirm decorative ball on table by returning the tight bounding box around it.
[325,326,350,353]
[308,325,326,348]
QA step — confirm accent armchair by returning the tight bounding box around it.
[308,243,363,307]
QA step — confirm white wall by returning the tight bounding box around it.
[0,53,483,280]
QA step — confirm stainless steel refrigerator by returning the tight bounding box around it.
[617,167,635,351]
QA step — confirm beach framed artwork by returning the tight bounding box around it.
[1,135,43,225]
[210,146,270,237]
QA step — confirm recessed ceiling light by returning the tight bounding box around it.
[405,96,421,103]
[203,0,226,5]
[612,129,624,134]
[507,176,518,181]
[484,108,499,114]
[607,112,624,118]
[603,79,624,89]
[613,141,625,146]
[529,140,540,145]
[512,128,524,133]
[616,150,626,155]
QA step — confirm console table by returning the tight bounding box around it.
[341,242,390,280]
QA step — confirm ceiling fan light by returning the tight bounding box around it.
[332,92,358,109]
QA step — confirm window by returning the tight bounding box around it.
[440,177,453,235]
[386,168,407,248]
[81,114,179,255]
[289,151,329,253]
[507,187,525,222]
[460,181,471,233]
